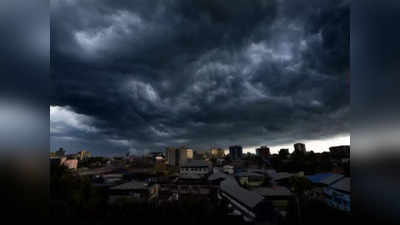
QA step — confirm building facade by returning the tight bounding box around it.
[186,149,194,160]
[78,150,91,160]
[60,157,78,169]
[166,147,189,166]
[211,148,225,158]
[256,146,271,158]
[179,160,211,178]
[229,145,243,160]
[323,177,351,212]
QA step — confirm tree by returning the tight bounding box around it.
[50,164,105,219]
[278,149,289,160]
[154,161,167,175]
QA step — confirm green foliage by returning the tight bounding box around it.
[50,164,106,219]
[278,149,289,159]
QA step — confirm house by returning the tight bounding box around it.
[324,177,351,212]
[235,172,265,187]
[208,169,229,185]
[252,186,295,217]
[180,160,211,178]
[267,170,299,187]
[306,173,344,199]
[108,180,158,203]
[306,173,351,212]
[218,176,281,223]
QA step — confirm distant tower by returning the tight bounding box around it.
[166,147,189,166]
[186,149,194,160]
[229,145,243,160]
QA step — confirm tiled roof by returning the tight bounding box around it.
[220,176,264,208]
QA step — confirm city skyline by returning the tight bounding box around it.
[51,0,349,156]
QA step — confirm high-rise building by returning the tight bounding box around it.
[256,146,270,158]
[166,147,189,166]
[294,143,306,153]
[166,147,177,166]
[78,150,91,160]
[211,148,225,158]
[229,145,243,160]
[186,149,194,160]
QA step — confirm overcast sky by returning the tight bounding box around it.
[50,0,349,156]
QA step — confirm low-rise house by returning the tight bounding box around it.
[268,171,299,187]
[252,186,295,217]
[306,173,350,212]
[108,180,158,203]
[324,177,351,212]
[218,176,281,223]
[306,173,344,199]
[235,172,265,187]
[219,177,264,222]
[180,160,211,178]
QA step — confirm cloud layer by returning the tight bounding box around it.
[51,0,349,155]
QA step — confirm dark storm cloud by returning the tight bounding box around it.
[51,0,349,155]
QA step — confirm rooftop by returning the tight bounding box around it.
[220,176,264,209]
[306,173,344,185]
[252,186,293,197]
[272,172,297,180]
[236,172,265,177]
[208,170,229,181]
[110,180,149,190]
[331,177,351,193]
[181,160,211,168]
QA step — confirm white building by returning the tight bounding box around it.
[180,160,211,178]
[166,147,188,166]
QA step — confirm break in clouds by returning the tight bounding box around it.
[51,0,350,155]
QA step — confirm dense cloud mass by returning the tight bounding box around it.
[51,0,350,155]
